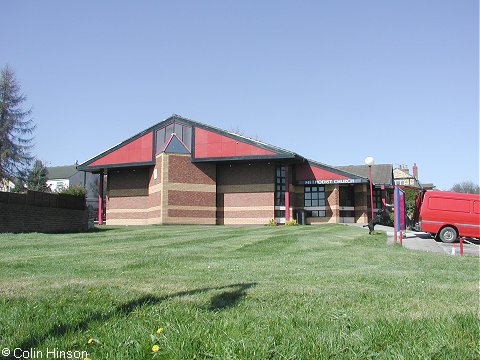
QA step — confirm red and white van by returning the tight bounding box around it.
[415,190,480,243]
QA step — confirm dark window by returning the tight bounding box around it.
[340,210,355,218]
[165,123,174,140]
[304,185,325,208]
[182,126,192,150]
[307,210,326,217]
[275,210,285,218]
[373,189,383,209]
[155,127,166,153]
[174,123,183,136]
[339,186,355,207]
[275,165,286,206]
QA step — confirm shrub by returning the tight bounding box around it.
[57,185,86,197]
[266,219,277,226]
[386,212,394,227]
[285,219,298,226]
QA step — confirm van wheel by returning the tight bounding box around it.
[439,227,458,243]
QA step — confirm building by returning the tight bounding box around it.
[47,165,100,213]
[393,164,435,190]
[419,182,435,190]
[335,164,394,214]
[393,164,420,187]
[78,115,393,225]
[47,165,78,192]
[0,178,15,192]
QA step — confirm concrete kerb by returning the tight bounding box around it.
[345,223,480,257]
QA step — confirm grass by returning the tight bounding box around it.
[0,224,478,359]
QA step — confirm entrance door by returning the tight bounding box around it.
[339,185,355,223]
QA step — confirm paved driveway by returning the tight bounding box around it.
[347,223,480,257]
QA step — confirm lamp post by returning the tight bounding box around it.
[365,156,375,220]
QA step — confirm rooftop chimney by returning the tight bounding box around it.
[413,163,418,178]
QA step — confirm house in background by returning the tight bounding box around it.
[0,178,15,192]
[47,165,99,214]
[393,164,420,187]
[46,165,77,192]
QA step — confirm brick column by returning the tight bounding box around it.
[327,185,340,223]
[98,170,104,225]
[354,184,368,223]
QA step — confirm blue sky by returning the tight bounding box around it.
[2,0,478,190]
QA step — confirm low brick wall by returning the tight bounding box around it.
[0,191,88,233]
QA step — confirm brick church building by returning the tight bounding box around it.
[78,115,393,225]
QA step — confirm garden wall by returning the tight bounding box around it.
[0,191,88,233]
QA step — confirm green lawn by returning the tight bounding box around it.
[0,225,478,359]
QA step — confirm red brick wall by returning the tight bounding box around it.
[217,162,274,185]
[104,154,217,225]
[108,168,149,197]
[105,154,164,225]
[164,154,216,224]
[217,162,274,224]
[108,196,148,209]
[168,190,215,207]
[106,194,149,224]
[168,209,216,218]
[168,155,215,184]
[217,192,273,207]
[104,154,320,226]
[148,191,161,209]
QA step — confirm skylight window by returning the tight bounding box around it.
[155,121,192,153]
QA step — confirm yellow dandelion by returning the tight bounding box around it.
[151,344,160,352]
[87,337,99,345]
[156,327,164,334]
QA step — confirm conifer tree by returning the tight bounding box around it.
[0,65,35,180]
[26,159,49,192]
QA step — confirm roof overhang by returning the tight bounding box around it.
[295,159,368,185]
[78,161,155,173]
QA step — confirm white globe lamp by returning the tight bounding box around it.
[364,156,375,220]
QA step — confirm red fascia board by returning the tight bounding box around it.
[191,154,295,163]
[296,163,351,181]
[79,161,154,171]
[194,128,277,158]
[88,131,153,167]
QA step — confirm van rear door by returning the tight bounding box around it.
[413,191,425,230]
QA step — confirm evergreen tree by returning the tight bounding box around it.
[10,176,26,193]
[26,160,49,192]
[0,65,35,180]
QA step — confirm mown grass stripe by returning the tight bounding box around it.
[0,224,477,359]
